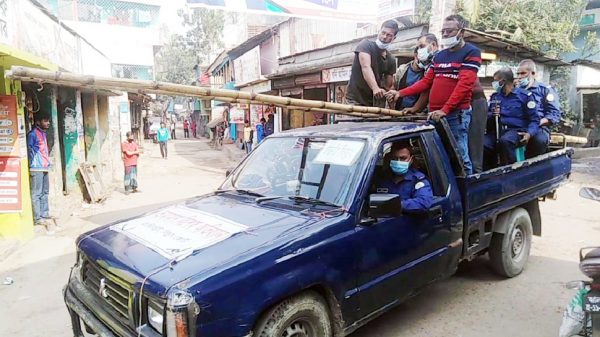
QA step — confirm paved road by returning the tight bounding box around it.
[1,145,599,337]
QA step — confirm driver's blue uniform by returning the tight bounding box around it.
[376,167,433,212]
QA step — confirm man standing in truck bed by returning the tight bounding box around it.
[346,20,399,107]
[390,14,481,175]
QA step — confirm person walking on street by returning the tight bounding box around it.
[243,120,254,154]
[27,114,52,226]
[191,119,197,138]
[122,131,141,194]
[170,119,176,140]
[157,122,170,159]
[515,59,562,158]
[346,20,399,107]
[483,68,539,169]
[390,15,481,175]
[256,117,266,143]
[183,119,190,138]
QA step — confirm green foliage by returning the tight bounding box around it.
[581,31,600,60]
[178,8,225,64]
[155,34,197,84]
[413,0,433,24]
[550,66,578,124]
[462,0,588,55]
[155,8,225,85]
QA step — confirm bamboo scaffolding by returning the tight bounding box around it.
[5,66,408,118]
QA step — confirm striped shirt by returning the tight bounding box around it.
[400,42,482,115]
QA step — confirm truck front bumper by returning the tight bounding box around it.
[64,276,138,337]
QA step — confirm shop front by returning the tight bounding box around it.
[273,73,330,131]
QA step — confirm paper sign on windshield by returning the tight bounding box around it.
[313,139,364,166]
[110,206,247,260]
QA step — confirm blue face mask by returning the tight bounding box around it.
[518,77,530,88]
[492,81,504,93]
[390,160,410,175]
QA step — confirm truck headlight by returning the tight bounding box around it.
[147,301,164,333]
[165,290,199,337]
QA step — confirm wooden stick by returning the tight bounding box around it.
[6,66,406,117]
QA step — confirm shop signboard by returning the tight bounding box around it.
[322,66,352,83]
[0,96,19,157]
[187,0,415,22]
[229,107,246,123]
[0,157,22,212]
[234,46,262,87]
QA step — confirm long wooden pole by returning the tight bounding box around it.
[5,66,407,118]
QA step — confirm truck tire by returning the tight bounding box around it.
[254,291,333,337]
[489,207,533,278]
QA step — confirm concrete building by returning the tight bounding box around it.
[37,0,161,81]
[0,0,128,240]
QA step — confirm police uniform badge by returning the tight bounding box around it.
[546,94,555,102]
[415,182,425,190]
[527,101,536,109]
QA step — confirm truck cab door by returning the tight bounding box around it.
[352,134,458,321]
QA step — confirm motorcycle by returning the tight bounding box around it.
[559,187,600,337]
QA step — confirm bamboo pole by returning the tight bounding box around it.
[6,66,407,118]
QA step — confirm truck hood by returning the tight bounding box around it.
[77,194,322,296]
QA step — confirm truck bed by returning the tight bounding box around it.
[461,148,573,257]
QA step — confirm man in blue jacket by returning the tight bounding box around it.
[27,114,52,225]
[515,59,562,158]
[375,141,433,213]
[484,68,540,169]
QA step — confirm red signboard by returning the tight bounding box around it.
[0,96,19,157]
[0,157,22,212]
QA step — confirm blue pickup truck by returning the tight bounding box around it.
[64,121,572,337]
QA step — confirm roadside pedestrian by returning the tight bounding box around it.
[515,59,562,158]
[170,119,176,139]
[183,119,190,138]
[27,114,52,226]
[391,14,481,175]
[346,20,398,107]
[157,122,170,159]
[483,68,539,169]
[191,119,197,138]
[265,113,274,137]
[122,131,141,194]
[257,117,266,143]
[243,120,254,154]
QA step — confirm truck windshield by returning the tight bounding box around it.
[221,137,367,206]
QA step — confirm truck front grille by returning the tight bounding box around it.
[82,260,131,322]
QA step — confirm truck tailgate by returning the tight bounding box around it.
[465,148,573,216]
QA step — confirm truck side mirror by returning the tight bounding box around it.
[368,194,402,218]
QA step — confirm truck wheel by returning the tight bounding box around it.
[489,207,533,278]
[254,291,332,337]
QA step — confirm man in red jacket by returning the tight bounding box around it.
[390,15,481,175]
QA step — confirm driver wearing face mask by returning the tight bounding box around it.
[375,141,433,213]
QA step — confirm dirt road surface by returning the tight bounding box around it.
[1,141,599,337]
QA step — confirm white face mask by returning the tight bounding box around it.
[375,38,391,51]
[417,47,431,62]
[441,35,461,49]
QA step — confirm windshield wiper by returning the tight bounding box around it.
[255,195,340,208]
[289,196,340,207]
[215,189,265,197]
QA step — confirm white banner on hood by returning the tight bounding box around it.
[110,206,248,260]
